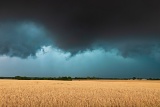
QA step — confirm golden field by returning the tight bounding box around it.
[0,80,160,107]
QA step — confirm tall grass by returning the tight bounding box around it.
[0,80,160,107]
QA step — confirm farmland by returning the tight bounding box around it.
[0,80,160,107]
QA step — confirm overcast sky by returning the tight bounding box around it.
[0,0,160,78]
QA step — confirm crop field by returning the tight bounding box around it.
[0,80,160,107]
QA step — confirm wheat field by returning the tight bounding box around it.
[0,80,160,107]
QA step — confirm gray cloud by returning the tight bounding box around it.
[0,22,51,58]
[0,0,160,58]
[0,21,160,59]
[1,1,160,78]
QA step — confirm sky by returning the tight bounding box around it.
[0,0,160,78]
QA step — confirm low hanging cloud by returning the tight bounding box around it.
[0,22,51,58]
[0,0,160,58]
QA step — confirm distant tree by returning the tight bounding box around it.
[132,77,136,80]
[15,76,21,80]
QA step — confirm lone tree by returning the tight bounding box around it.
[132,77,136,80]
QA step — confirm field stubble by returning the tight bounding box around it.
[0,80,160,107]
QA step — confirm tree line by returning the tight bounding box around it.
[0,76,159,80]
[0,76,72,81]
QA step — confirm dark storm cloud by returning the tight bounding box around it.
[0,0,160,57]
[0,22,51,58]
[105,39,160,58]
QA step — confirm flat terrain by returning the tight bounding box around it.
[0,80,160,107]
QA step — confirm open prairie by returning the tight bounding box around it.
[0,80,160,107]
